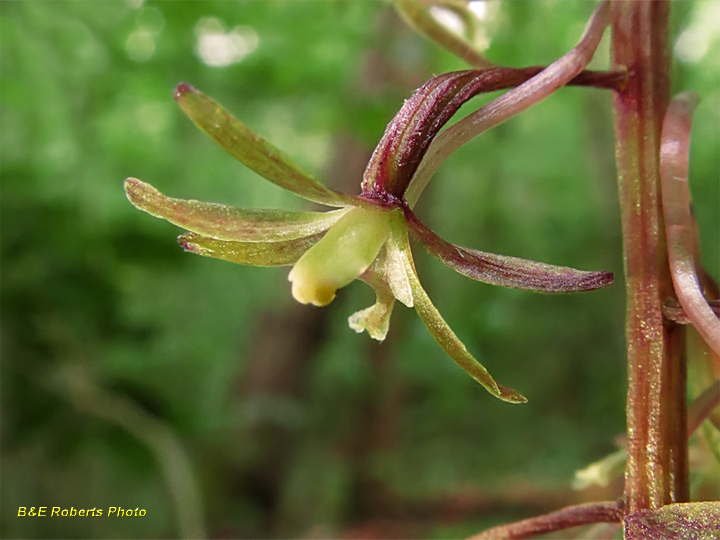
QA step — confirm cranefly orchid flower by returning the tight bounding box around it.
[125,3,617,403]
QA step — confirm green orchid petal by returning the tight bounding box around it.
[178,231,323,267]
[389,213,526,404]
[350,248,397,341]
[405,209,613,292]
[174,83,357,207]
[125,177,349,242]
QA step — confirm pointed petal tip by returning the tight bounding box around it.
[388,214,528,404]
[174,82,196,101]
[572,270,614,292]
[498,386,528,404]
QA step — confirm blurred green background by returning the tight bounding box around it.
[2,1,718,538]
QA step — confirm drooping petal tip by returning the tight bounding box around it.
[388,212,527,404]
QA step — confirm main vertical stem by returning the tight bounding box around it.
[611,0,689,518]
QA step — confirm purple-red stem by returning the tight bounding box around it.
[610,0,689,516]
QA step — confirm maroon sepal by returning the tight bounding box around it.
[404,207,614,293]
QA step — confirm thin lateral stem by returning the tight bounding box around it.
[466,500,623,540]
[407,0,610,207]
[663,299,720,325]
[611,0,689,513]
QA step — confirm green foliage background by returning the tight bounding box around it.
[1,1,718,538]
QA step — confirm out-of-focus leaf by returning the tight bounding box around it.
[125,177,348,242]
[174,83,357,207]
[389,212,526,403]
[392,1,493,68]
[572,448,627,490]
[178,231,322,267]
[405,208,613,292]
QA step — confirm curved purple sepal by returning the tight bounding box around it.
[405,209,613,293]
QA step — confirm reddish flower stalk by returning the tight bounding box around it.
[610,0,689,514]
[660,92,720,359]
[407,0,612,206]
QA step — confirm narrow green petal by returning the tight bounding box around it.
[389,213,526,404]
[350,251,397,341]
[178,232,322,267]
[174,83,357,207]
[125,177,348,242]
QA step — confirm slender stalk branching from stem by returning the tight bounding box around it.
[406,0,612,207]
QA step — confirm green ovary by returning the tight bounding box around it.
[288,206,392,307]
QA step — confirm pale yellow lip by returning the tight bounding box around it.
[287,206,392,307]
[289,277,336,307]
